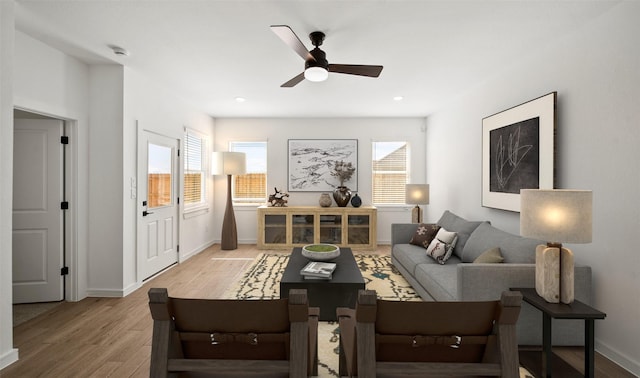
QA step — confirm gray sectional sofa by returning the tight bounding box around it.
[391,210,592,346]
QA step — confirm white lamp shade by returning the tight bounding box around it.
[211,151,246,175]
[520,189,592,243]
[304,66,329,82]
[405,184,430,205]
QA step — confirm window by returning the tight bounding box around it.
[230,141,267,203]
[184,128,207,208]
[372,141,409,204]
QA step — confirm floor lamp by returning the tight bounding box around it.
[212,151,246,250]
[405,184,430,223]
[520,189,592,304]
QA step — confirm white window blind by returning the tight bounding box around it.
[230,141,267,203]
[372,141,409,204]
[184,129,206,207]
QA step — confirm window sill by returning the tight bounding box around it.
[183,206,210,219]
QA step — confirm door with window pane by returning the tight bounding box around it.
[137,130,179,280]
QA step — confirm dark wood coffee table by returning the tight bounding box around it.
[280,247,365,321]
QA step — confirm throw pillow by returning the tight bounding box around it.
[409,223,441,249]
[473,247,504,263]
[425,228,458,264]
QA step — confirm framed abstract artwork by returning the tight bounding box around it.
[288,139,358,192]
[482,92,556,212]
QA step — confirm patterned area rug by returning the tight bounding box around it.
[224,253,533,378]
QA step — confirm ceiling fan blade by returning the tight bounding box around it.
[271,25,315,62]
[281,72,306,87]
[328,64,383,77]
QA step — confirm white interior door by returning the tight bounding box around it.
[12,119,64,303]
[138,129,179,280]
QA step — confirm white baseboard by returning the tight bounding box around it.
[0,348,19,370]
[85,289,126,298]
[597,340,640,376]
[179,240,215,263]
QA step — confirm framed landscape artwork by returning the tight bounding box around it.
[288,139,358,192]
[482,92,556,212]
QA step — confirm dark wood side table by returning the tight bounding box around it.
[511,288,606,378]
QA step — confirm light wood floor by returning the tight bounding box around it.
[3,244,633,377]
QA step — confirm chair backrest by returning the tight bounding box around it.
[148,288,317,377]
[344,289,522,377]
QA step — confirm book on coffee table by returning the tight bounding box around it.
[300,261,337,279]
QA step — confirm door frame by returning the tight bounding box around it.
[12,107,78,302]
[136,122,182,282]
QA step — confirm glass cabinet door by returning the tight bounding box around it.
[292,214,314,244]
[319,214,342,244]
[264,214,286,244]
[348,214,370,245]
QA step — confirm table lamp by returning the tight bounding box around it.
[520,189,592,304]
[405,184,430,223]
[212,151,246,250]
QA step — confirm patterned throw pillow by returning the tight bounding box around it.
[409,223,441,249]
[473,247,504,263]
[425,228,458,264]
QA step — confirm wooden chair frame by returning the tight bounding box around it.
[337,290,522,378]
[148,288,318,377]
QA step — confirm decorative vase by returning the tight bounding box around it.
[319,193,332,207]
[333,186,352,207]
[350,193,362,208]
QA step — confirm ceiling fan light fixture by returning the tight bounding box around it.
[304,66,328,82]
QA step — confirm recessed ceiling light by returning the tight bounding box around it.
[393,96,404,101]
[235,97,246,103]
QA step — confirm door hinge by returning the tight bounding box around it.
[61,267,69,276]
[177,245,180,253]
[61,201,69,210]
[177,197,180,205]
[61,136,69,144]
[177,149,180,157]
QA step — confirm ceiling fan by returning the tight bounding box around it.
[270,25,383,87]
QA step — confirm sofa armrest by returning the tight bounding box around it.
[457,264,592,303]
[391,223,419,249]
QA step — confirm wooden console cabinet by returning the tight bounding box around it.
[257,206,377,250]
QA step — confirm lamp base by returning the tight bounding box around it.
[411,205,422,223]
[220,175,238,250]
[535,245,574,304]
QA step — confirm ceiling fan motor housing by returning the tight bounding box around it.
[306,48,328,70]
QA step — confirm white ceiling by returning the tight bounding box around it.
[14,1,619,118]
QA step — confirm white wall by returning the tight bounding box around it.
[0,1,18,371]
[214,118,426,245]
[9,28,215,300]
[87,65,125,294]
[425,2,640,374]
[122,67,216,282]
[13,30,91,302]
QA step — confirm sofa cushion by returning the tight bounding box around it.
[392,244,439,276]
[414,260,460,301]
[436,211,486,259]
[409,223,440,249]
[473,247,504,263]
[462,222,541,263]
[425,228,458,264]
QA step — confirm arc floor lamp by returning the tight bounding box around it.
[212,151,246,250]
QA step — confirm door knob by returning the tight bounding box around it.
[143,210,154,216]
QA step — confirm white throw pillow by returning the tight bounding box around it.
[425,228,458,265]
